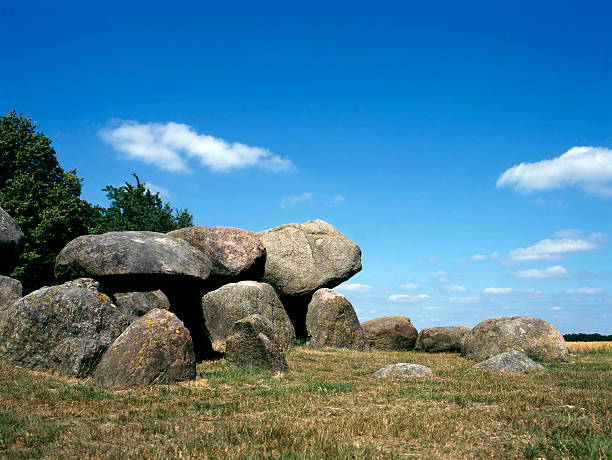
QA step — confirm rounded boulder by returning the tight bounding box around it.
[461,316,569,362]
[361,316,418,350]
[415,326,471,353]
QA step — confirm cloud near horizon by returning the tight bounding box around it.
[337,283,373,293]
[513,265,568,279]
[496,146,612,196]
[99,120,294,173]
[280,192,313,209]
[483,287,513,294]
[388,294,430,303]
[507,232,603,262]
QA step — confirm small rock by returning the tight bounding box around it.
[375,363,432,378]
[0,206,24,276]
[305,288,369,351]
[113,290,170,319]
[93,309,196,389]
[361,316,418,350]
[225,314,288,374]
[201,281,295,350]
[415,326,471,353]
[0,275,22,313]
[474,350,545,373]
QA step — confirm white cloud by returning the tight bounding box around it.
[491,252,501,259]
[143,182,171,199]
[513,265,568,279]
[329,194,346,206]
[449,297,480,303]
[337,283,372,293]
[432,270,450,283]
[565,287,604,295]
[423,306,441,311]
[428,257,439,263]
[388,294,430,303]
[550,306,562,311]
[483,287,513,295]
[553,229,582,238]
[280,192,312,209]
[507,233,602,262]
[400,283,421,291]
[496,146,612,196]
[455,254,487,262]
[100,120,294,173]
[443,284,467,292]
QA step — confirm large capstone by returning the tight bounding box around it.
[54,231,212,290]
[414,326,471,353]
[305,288,369,351]
[361,316,418,350]
[461,316,569,362]
[0,278,132,378]
[93,309,196,389]
[201,281,295,351]
[168,226,266,285]
[0,206,24,276]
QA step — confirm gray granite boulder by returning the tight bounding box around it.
[201,281,295,350]
[375,363,432,378]
[93,309,196,389]
[168,226,266,284]
[361,316,418,350]
[0,206,24,275]
[54,231,212,288]
[258,220,361,298]
[305,288,369,351]
[0,275,22,314]
[113,290,170,319]
[415,326,471,353]
[0,278,132,378]
[225,314,288,374]
[474,350,545,373]
[462,316,569,362]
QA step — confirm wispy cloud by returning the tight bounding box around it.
[337,283,373,293]
[496,146,612,196]
[449,297,480,303]
[565,287,604,295]
[443,284,467,292]
[513,265,568,279]
[99,120,294,173]
[388,294,430,303]
[423,306,441,311]
[280,192,312,209]
[507,233,603,262]
[144,182,171,199]
[400,283,421,291]
[483,287,513,295]
[328,194,346,206]
[550,306,562,311]
[456,254,487,262]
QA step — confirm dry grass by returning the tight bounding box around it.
[568,341,612,354]
[1,347,610,459]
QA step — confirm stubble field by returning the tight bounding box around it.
[1,345,610,459]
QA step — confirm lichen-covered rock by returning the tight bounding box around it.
[375,363,432,378]
[93,309,196,389]
[201,281,295,350]
[168,226,266,284]
[473,350,545,373]
[54,231,212,286]
[462,316,569,362]
[225,314,288,374]
[305,288,369,351]
[0,278,131,378]
[361,316,418,350]
[0,275,22,314]
[257,220,362,298]
[415,326,471,353]
[113,290,170,319]
[0,206,24,276]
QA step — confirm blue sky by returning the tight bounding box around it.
[2,0,611,333]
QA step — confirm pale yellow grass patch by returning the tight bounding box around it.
[567,341,612,353]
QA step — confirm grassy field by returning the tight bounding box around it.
[1,345,610,459]
[567,341,612,354]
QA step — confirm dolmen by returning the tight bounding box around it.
[0,219,366,389]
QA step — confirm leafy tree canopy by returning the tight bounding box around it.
[0,110,94,292]
[90,174,193,234]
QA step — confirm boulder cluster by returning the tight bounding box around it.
[0,205,569,387]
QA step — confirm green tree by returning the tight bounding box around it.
[0,110,94,293]
[90,174,193,234]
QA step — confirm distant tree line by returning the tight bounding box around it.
[564,333,612,342]
[0,110,193,293]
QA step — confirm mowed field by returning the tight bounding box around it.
[1,345,610,459]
